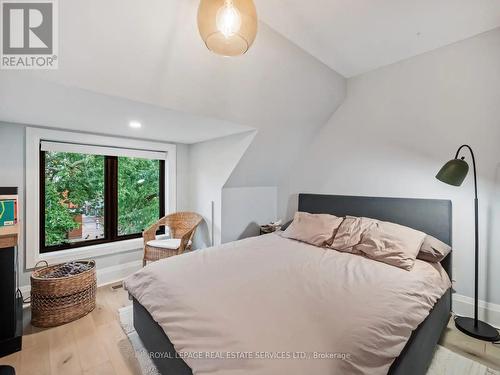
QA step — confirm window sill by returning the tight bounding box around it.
[27,237,143,269]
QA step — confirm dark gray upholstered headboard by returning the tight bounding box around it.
[297,194,452,278]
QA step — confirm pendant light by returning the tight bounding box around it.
[198,0,258,57]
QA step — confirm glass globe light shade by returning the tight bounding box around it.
[198,0,258,57]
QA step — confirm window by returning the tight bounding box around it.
[40,143,165,253]
[117,157,162,236]
[43,151,106,248]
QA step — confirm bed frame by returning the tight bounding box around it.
[133,194,453,375]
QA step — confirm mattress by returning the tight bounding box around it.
[124,233,451,375]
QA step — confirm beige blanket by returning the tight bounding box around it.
[124,234,451,375]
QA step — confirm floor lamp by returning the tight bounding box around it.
[436,144,499,342]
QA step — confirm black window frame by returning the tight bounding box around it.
[40,150,165,253]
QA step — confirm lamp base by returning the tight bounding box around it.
[455,316,500,342]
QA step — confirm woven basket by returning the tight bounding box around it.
[30,260,96,327]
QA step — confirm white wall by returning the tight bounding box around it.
[280,29,500,309]
[188,131,256,248]
[221,187,277,243]
[216,26,345,244]
[0,122,191,289]
[215,25,345,245]
[222,27,346,187]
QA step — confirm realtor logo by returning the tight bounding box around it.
[1,0,58,69]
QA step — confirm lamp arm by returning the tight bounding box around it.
[454,144,478,199]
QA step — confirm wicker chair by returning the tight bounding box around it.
[143,212,203,266]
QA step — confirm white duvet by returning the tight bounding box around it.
[124,233,451,375]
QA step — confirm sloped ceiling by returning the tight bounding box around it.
[2,0,497,184]
[0,75,253,144]
[0,0,344,146]
[0,0,346,188]
[1,1,497,133]
[257,0,500,77]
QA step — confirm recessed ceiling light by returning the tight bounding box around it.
[129,121,142,129]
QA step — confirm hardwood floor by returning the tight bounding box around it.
[439,317,500,371]
[0,283,139,375]
[1,283,499,374]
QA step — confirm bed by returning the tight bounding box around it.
[126,194,453,375]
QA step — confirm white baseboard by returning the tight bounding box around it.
[19,260,142,297]
[453,294,500,329]
[95,260,142,286]
[19,284,30,298]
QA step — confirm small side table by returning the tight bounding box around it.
[259,225,282,235]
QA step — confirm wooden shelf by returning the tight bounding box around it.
[0,224,18,249]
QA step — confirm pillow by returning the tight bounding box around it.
[353,220,426,270]
[330,216,426,270]
[417,235,451,263]
[282,212,344,247]
[329,216,376,252]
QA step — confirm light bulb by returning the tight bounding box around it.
[216,0,242,38]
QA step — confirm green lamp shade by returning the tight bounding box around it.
[436,158,469,186]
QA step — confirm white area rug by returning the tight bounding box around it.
[119,306,498,375]
[119,306,161,375]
